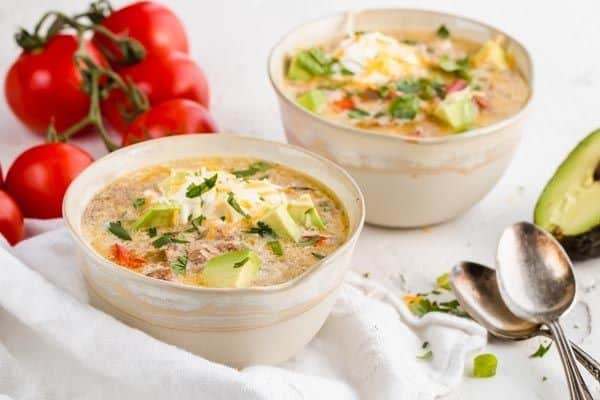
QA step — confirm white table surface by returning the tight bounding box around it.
[1,0,600,398]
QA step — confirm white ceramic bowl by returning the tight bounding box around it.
[63,134,364,368]
[269,8,534,227]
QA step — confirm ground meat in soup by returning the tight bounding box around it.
[82,157,348,288]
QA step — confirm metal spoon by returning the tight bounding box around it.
[450,261,600,382]
[496,222,592,399]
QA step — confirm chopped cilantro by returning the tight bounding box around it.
[377,85,390,98]
[473,353,497,378]
[108,221,131,241]
[132,197,145,210]
[439,55,471,80]
[246,222,276,237]
[348,108,370,119]
[530,342,552,358]
[436,272,451,291]
[147,227,157,238]
[189,215,205,233]
[311,252,325,260]
[171,255,188,274]
[417,350,433,361]
[152,233,189,248]
[362,272,370,278]
[232,161,272,178]
[422,341,429,349]
[396,79,422,94]
[436,24,450,39]
[268,240,284,256]
[233,257,249,269]
[388,95,419,120]
[408,297,469,318]
[186,174,218,198]
[227,192,250,218]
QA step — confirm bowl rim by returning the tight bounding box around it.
[267,7,535,145]
[63,134,365,295]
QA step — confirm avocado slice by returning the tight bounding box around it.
[260,204,302,242]
[132,202,180,230]
[288,194,326,230]
[287,56,312,81]
[472,37,509,71]
[202,249,261,288]
[434,91,478,132]
[296,90,327,113]
[534,129,600,260]
[158,171,189,195]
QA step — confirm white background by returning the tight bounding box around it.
[1,0,600,398]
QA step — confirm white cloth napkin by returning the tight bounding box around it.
[0,225,486,400]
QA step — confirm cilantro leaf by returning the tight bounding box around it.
[108,221,131,241]
[268,240,284,256]
[436,24,450,39]
[530,342,553,358]
[147,227,157,238]
[388,95,419,120]
[227,192,250,218]
[311,252,325,260]
[246,222,276,237]
[233,257,249,269]
[132,197,145,210]
[152,233,189,248]
[186,174,218,198]
[348,108,370,119]
[232,161,272,178]
[171,255,188,274]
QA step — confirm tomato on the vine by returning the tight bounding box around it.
[103,52,210,133]
[122,99,217,146]
[5,34,106,134]
[0,191,25,246]
[5,143,94,219]
[94,1,188,66]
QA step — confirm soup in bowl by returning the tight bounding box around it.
[63,134,364,367]
[269,9,533,227]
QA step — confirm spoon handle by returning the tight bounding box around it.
[541,329,600,383]
[548,320,593,400]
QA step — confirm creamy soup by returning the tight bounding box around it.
[82,158,348,288]
[282,27,530,137]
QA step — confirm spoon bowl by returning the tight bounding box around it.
[496,221,576,323]
[450,261,541,339]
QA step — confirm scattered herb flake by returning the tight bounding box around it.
[232,161,272,178]
[147,227,157,238]
[396,79,422,94]
[152,233,188,248]
[348,107,370,119]
[246,222,276,238]
[362,272,370,278]
[227,192,250,218]
[311,252,325,260]
[436,25,450,39]
[406,296,469,319]
[186,174,218,198]
[542,376,548,382]
[473,353,497,378]
[388,95,419,120]
[132,197,146,210]
[417,350,433,361]
[436,272,451,290]
[422,341,429,349]
[530,342,553,358]
[233,257,249,269]
[171,255,188,275]
[268,240,284,256]
[108,221,131,241]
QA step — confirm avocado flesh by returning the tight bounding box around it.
[534,129,600,260]
[288,194,326,230]
[296,90,327,113]
[132,202,180,230]
[202,249,261,288]
[434,91,478,132]
[472,39,509,71]
[260,204,302,242]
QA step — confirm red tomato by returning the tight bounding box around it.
[5,34,106,134]
[0,191,24,246]
[332,97,355,111]
[122,99,217,146]
[445,79,468,94]
[0,163,3,187]
[103,52,210,133]
[111,244,145,269]
[5,143,94,219]
[94,1,188,65]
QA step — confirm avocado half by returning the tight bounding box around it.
[534,129,600,260]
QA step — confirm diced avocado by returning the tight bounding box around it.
[132,202,180,230]
[434,91,478,132]
[288,194,326,230]
[297,90,327,113]
[472,37,509,71]
[202,249,261,288]
[534,129,600,260]
[287,56,312,81]
[158,171,189,195]
[260,204,302,242]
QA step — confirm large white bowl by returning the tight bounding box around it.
[269,8,534,227]
[63,134,364,368]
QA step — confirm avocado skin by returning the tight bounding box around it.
[558,226,600,261]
